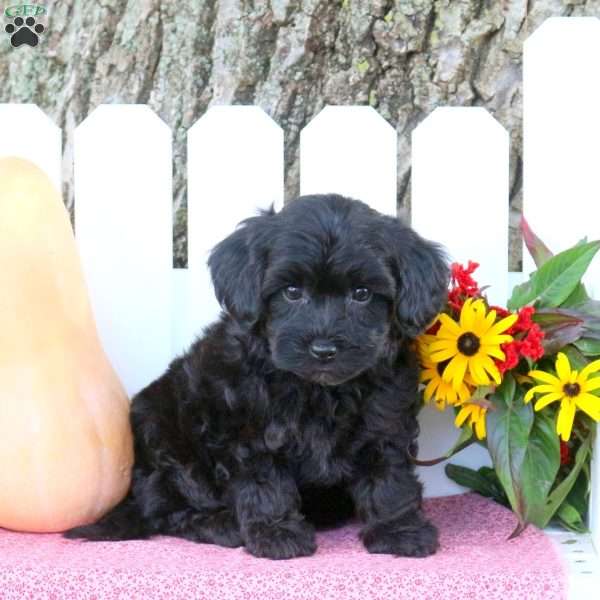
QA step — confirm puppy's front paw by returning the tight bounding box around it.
[361,518,438,557]
[243,518,317,560]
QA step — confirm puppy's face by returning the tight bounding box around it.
[262,233,395,386]
[209,194,448,386]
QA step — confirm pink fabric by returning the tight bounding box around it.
[0,493,566,599]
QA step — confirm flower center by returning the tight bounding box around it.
[563,383,580,398]
[436,359,450,377]
[457,332,480,357]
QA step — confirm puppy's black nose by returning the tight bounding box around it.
[309,340,337,362]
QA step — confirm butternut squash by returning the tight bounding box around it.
[0,157,133,532]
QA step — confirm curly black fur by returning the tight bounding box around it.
[65,194,449,560]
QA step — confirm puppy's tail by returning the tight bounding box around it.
[64,493,150,541]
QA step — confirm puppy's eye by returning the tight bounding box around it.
[351,287,372,303]
[283,285,303,301]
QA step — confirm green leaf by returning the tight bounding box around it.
[508,281,533,312]
[477,466,511,506]
[486,375,560,528]
[533,309,584,329]
[531,432,593,529]
[555,501,587,533]
[574,337,600,356]
[486,375,527,518]
[535,304,600,352]
[533,309,584,355]
[445,464,508,506]
[507,240,600,310]
[542,328,585,356]
[519,410,561,527]
[521,216,553,267]
[411,426,473,466]
[561,283,590,307]
[445,464,496,496]
[562,345,590,371]
[564,299,600,319]
[443,424,474,456]
[564,466,590,518]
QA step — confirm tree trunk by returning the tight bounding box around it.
[1,0,596,269]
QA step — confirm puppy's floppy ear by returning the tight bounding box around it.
[379,216,449,338]
[208,209,274,325]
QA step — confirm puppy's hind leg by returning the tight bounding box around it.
[163,508,243,548]
[160,461,242,547]
[64,493,151,541]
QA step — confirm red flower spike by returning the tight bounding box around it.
[513,306,535,333]
[493,307,545,373]
[496,341,521,374]
[447,261,481,313]
[519,325,545,361]
[448,288,465,313]
[450,261,480,297]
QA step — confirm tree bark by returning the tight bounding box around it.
[1,0,597,268]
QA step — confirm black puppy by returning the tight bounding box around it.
[65,194,449,560]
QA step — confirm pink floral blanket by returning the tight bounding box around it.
[0,493,566,599]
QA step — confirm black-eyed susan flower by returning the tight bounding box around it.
[455,401,487,440]
[525,352,600,441]
[428,298,517,391]
[418,334,473,410]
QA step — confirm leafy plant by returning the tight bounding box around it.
[417,218,599,535]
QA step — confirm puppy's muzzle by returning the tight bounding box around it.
[309,339,337,362]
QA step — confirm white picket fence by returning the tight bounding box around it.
[0,17,599,549]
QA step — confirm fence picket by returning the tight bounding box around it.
[412,107,509,497]
[0,104,61,190]
[183,106,284,354]
[412,107,509,304]
[524,15,600,550]
[74,105,173,396]
[300,106,397,215]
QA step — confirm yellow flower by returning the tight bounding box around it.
[419,344,473,410]
[455,401,487,440]
[525,352,600,441]
[428,298,517,391]
[417,333,438,361]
